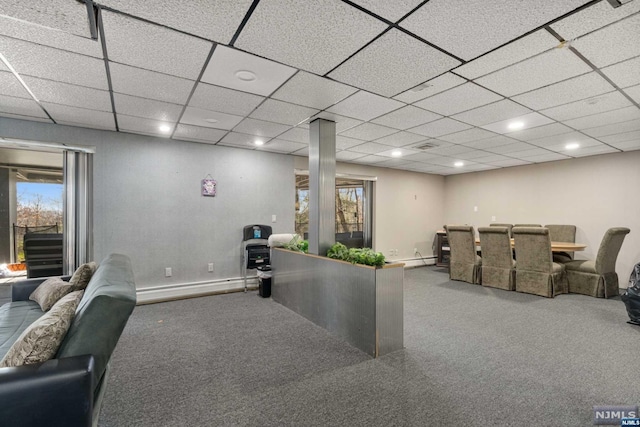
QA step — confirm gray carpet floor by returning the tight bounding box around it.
[98,266,640,427]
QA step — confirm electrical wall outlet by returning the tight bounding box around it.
[414,247,418,254]
[491,216,496,221]
[272,214,277,223]
[208,263,214,272]
[165,267,172,277]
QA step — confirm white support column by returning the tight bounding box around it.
[308,118,336,256]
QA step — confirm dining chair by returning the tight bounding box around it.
[545,224,577,263]
[564,227,630,298]
[489,223,513,237]
[478,227,515,290]
[444,225,481,284]
[512,227,568,297]
[513,223,542,227]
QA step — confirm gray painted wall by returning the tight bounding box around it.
[0,168,11,261]
[0,117,295,288]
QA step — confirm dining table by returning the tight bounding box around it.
[474,238,586,252]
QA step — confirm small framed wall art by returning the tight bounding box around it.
[201,175,217,197]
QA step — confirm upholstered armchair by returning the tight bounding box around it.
[444,225,481,284]
[478,227,515,291]
[512,227,568,297]
[545,224,577,263]
[489,223,513,237]
[564,227,630,298]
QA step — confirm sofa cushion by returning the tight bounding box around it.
[0,301,44,360]
[69,262,98,291]
[0,291,84,367]
[29,277,74,311]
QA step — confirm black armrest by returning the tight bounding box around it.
[0,355,95,427]
[12,275,71,301]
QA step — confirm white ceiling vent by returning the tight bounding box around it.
[414,142,440,150]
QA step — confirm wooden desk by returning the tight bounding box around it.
[474,238,586,252]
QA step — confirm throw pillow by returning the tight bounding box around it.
[0,290,84,367]
[68,262,98,291]
[29,277,74,312]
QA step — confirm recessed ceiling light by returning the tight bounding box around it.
[254,140,265,146]
[454,161,464,167]
[159,124,171,133]
[565,142,580,150]
[204,118,219,124]
[508,121,524,130]
[391,150,402,157]
[235,70,257,82]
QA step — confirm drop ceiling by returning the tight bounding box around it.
[0,0,639,175]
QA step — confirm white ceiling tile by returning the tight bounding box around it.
[400,0,591,60]
[202,46,296,97]
[328,28,460,97]
[453,149,496,160]
[95,0,254,43]
[0,71,30,99]
[472,154,512,163]
[374,146,422,158]
[337,135,366,150]
[118,115,174,137]
[43,102,115,129]
[408,118,473,137]
[278,127,309,144]
[339,123,398,140]
[511,72,616,111]
[600,129,640,145]
[454,30,558,79]
[309,113,364,133]
[102,11,212,80]
[271,71,357,110]
[173,124,227,144]
[415,83,503,116]
[481,112,555,134]
[540,91,632,122]
[525,131,601,149]
[349,142,395,155]
[348,0,424,22]
[180,107,244,131]
[0,1,91,37]
[452,100,532,127]
[405,138,453,150]
[583,119,640,139]
[0,15,103,57]
[610,139,640,151]
[0,112,51,123]
[484,141,539,154]
[569,13,640,67]
[514,152,570,162]
[562,106,640,130]
[424,144,476,156]
[507,122,574,142]
[22,76,112,112]
[233,117,291,138]
[375,158,420,169]
[460,135,521,149]
[402,151,444,162]
[257,139,307,154]
[394,73,467,104]
[0,36,108,90]
[511,147,555,158]
[424,156,463,167]
[438,128,497,144]
[235,0,387,75]
[249,99,318,126]
[601,56,640,89]
[325,91,404,121]
[568,145,619,158]
[219,132,266,148]
[350,155,388,164]
[336,151,367,161]
[371,105,441,130]
[110,62,194,104]
[292,146,309,156]
[374,131,427,147]
[189,83,264,117]
[488,158,532,167]
[550,0,640,40]
[475,48,592,97]
[624,84,640,104]
[0,95,47,119]
[113,93,182,122]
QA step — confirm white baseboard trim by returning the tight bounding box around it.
[398,257,437,268]
[137,276,258,304]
